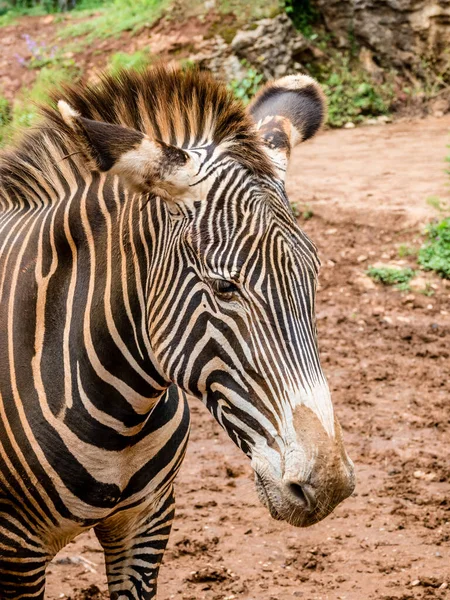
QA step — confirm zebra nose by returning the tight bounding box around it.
[285,481,317,512]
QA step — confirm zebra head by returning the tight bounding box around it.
[58,68,354,527]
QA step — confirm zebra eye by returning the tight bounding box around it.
[211,279,239,298]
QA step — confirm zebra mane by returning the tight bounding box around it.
[0,65,274,202]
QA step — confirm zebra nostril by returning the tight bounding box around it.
[287,482,317,512]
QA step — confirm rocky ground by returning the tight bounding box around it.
[44,116,450,599]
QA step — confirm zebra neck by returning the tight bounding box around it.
[59,173,169,421]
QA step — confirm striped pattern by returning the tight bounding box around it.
[0,66,353,599]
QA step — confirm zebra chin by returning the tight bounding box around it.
[253,469,355,528]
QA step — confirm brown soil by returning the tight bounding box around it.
[43,118,450,599]
[0,12,219,101]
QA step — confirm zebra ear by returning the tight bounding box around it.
[57,100,196,197]
[248,75,326,180]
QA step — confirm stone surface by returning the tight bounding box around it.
[193,36,248,83]
[192,13,315,83]
[231,13,311,79]
[315,0,450,77]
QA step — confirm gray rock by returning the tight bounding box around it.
[193,36,249,82]
[315,0,450,78]
[231,13,311,79]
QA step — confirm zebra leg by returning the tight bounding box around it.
[95,487,176,600]
[0,501,50,599]
[0,545,48,600]
[0,558,47,600]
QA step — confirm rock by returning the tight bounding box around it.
[315,0,450,79]
[194,14,314,83]
[344,122,356,129]
[409,275,430,292]
[376,115,392,124]
[413,470,436,481]
[354,274,376,291]
[192,37,248,83]
[430,96,450,117]
[231,13,311,79]
[359,47,384,83]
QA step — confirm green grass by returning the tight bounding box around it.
[397,244,417,258]
[284,0,320,39]
[426,195,447,212]
[0,4,51,26]
[322,59,394,127]
[367,266,416,291]
[60,0,169,41]
[0,94,12,146]
[107,49,153,74]
[418,217,450,279]
[228,63,263,105]
[0,0,107,27]
[0,65,79,147]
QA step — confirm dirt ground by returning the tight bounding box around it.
[39,116,450,599]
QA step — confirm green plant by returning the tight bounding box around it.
[60,0,169,42]
[302,206,313,220]
[108,49,152,75]
[14,34,79,72]
[0,0,100,26]
[0,65,79,147]
[291,203,314,220]
[284,0,320,39]
[323,60,394,127]
[367,266,416,290]
[228,64,263,104]
[418,217,450,279]
[0,94,12,146]
[0,94,11,126]
[426,195,448,212]
[419,283,435,297]
[290,202,300,217]
[397,244,417,258]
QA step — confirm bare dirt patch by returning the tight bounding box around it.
[44,117,450,599]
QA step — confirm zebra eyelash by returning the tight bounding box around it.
[209,278,240,298]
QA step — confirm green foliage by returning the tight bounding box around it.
[367,266,416,290]
[284,0,320,39]
[0,0,90,26]
[290,202,314,220]
[418,217,450,279]
[323,59,393,127]
[228,64,263,105]
[108,49,152,75]
[216,0,280,21]
[0,65,79,147]
[397,244,417,258]
[60,0,169,41]
[419,283,435,297]
[15,34,79,72]
[426,194,449,213]
[302,207,314,220]
[0,95,11,126]
[290,202,300,217]
[0,94,12,146]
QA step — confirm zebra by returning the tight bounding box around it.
[0,65,355,599]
